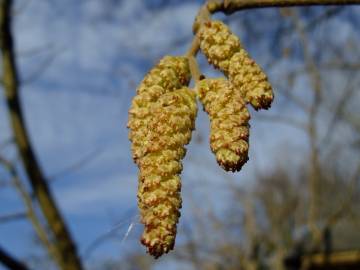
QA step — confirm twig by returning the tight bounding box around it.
[0,156,60,266]
[0,245,30,270]
[325,163,360,228]
[222,0,360,13]
[0,211,26,223]
[0,1,83,269]
[289,9,323,243]
[190,0,360,55]
[48,146,106,181]
[186,37,202,84]
[21,50,60,85]
[320,74,357,147]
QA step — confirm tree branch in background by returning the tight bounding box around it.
[221,0,360,13]
[0,211,26,223]
[0,245,29,270]
[191,0,360,36]
[0,156,61,266]
[289,8,323,243]
[0,1,83,269]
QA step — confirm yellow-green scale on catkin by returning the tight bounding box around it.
[137,88,197,258]
[197,78,250,172]
[127,56,191,163]
[127,56,193,258]
[197,20,274,110]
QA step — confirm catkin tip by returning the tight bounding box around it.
[197,78,250,172]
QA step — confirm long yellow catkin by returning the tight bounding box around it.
[197,20,273,110]
[197,78,250,172]
[128,56,195,258]
[128,56,191,163]
[138,88,196,258]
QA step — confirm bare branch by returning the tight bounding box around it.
[0,211,26,223]
[21,51,59,85]
[0,156,60,265]
[221,0,360,14]
[325,163,360,227]
[0,245,30,270]
[48,146,106,181]
[0,1,83,269]
[320,74,357,147]
[290,9,323,243]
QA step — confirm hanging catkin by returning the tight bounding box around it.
[128,56,196,258]
[197,20,273,110]
[128,56,191,163]
[197,78,250,172]
[137,88,196,258]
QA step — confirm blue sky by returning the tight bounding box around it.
[1,1,359,269]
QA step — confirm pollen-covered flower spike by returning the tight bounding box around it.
[127,55,195,258]
[228,50,273,110]
[137,88,197,258]
[197,78,250,172]
[127,56,191,164]
[197,20,274,110]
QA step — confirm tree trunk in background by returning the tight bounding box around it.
[0,1,83,269]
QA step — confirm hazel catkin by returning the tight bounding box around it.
[197,78,250,172]
[137,88,197,258]
[128,56,191,163]
[197,20,273,110]
[128,55,196,258]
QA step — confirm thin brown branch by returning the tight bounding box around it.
[0,245,30,270]
[290,9,323,243]
[325,163,360,227]
[186,36,203,84]
[49,146,106,181]
[0,156,60,266]
[320,62,360,70]
[320,74,357,147]
[0,1,83,269]
[21,51,59,85]
[0,211,26,223]
[192,0,360,51]
[221,0,360,13]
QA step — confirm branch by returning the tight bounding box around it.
[289,9,324,243]
[0,245,30,270]
[186,36,203,83]
[0,156,60,266]
[21,51,58,85]
[0,1,83,269]
[325,163,360,228]
[192,0,360,52]
[48,146,106,181]
[0,211,26,223]
[221,0,360,14]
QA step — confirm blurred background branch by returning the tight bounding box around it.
[0,245,30,270]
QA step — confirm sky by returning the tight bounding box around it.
[0,0,359,269]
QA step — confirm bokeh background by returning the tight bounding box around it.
[1,0,360,269]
